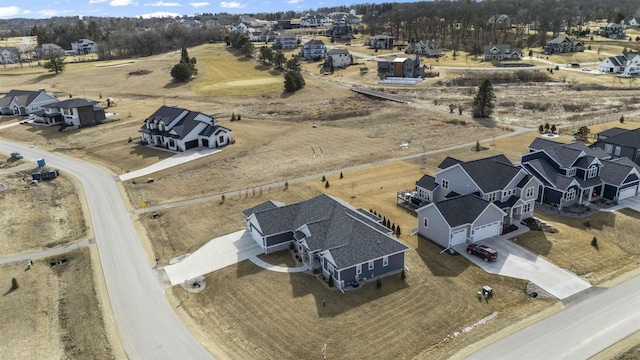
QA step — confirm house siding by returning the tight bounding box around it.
[417,205,452,248]
[336,252,404,287]
[475,206,503,227]
[265,232,294,247]
[435,166,477,201]
[544,188,563,206]
[603,184,618,200]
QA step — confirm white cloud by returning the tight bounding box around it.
[219,1,244,8]
[89,0,108,3]
[287,0,300,3]
[110,0,136,6]
[139,11,180,18]
[190,2,209,7]
[38,9,59,17]
[147,1,182,6]
[0,6,21,18]
[22,9,31,14]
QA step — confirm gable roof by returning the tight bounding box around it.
[529,137,564,150]
[522,159,575,190]
[598,127,628,138]
[600,158,640,185]
[327,49,349,56]
[529,139,608,168]
[438,154,520,193]
[242,200,285,217]
[416,174,437,190]
[305,39,325,47]
[140,106,226,141]
[0,89,53,108]
[483,44,521,55]
[437,156,463,169]
[44,98,97,109]
[433,194,498,227]
[595,128,640,149]
[245,194,409,269]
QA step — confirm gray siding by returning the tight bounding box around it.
[265,232,294,246]
[339,267,356,285]
[337,252,404,286]
[435,166,477,201]
[417,205,451,248]
[544,188,563,206]
[475,205,503,226]
[603,184,617,200]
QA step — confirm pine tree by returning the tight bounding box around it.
[473,79,495,118]
[340,172,344,179]
[325,181,330,188]
[11,277,18,290]
[43,53,66,74]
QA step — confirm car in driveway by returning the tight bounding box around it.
[467,244,498,262]
[10,152,23,159]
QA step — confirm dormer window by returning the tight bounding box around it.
[567,168,576,177]
[488,193,497,202]
[587,166,598,178]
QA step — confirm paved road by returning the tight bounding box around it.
[0,141,213,360]
[0,239,93,265]
[466,274,640,360]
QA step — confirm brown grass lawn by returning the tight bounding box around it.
[0,248,114,360]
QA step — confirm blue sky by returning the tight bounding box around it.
[0,0,385,19]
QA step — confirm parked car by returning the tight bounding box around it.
[581,67,591,72]
[10,152,23,159]
[467,244,498,262]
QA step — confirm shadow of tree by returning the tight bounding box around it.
[24,73,57,84]
[163,81,188,89]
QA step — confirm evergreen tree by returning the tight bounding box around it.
[11,277,18,290]
[538,124,544,133]
[170,62,193,82]
[286,57,301,72]
[284,72,298,92]
[473,79,495,118]
[274,51,286,70]
[43,53,66,74]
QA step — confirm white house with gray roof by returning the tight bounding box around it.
[243,194,409,290]
[483,44,522,61]
[598,52,640,75]
[42,98,105,127]
[0,89,58,115]
[139,106,231,152]
[326,48,351,68]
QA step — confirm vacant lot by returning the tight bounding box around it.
[0,248,114,360]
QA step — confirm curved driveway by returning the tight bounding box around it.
[0,140,213,360]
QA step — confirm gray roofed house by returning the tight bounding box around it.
[592,128,640,166]
[0,89,59,116]
[598,52,640,75]
[243,194,409,290]
[483,44,522,61]
[301,39,326,60]
[139,106,232,152]
[433,194,495,227]
[42,98,105,127]
[544,35,584,55]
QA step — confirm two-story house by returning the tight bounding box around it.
[34,43,64,58]
[598,52,640,75]
[483,44,522,61]
[71,39,98,55]
[300,13,331,28]
[405,40,442,57]
[593,127,640,165]
[243,194,409,290]
[377,55,424,78]
[0,89,59,115]
[368,35,394,50]
[42,98,105,127]
[325,49,351,68]
[272,33,298,50]
[544,36,584,55]
[521,137,640,206]
[300,39,326,60]
[0,48,19,64]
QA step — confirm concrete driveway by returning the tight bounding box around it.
[164,230,262,286]
[119,147,221,181]
[453,237,591,300]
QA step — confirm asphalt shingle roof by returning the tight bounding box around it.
[140,106,225,141]
[242,200,285,217]
[598,127,629,138]
[455,155,520,192]
[600,159,638,185]
[434,194,493,227]
[437,156,462,169]
[529,137,564,150]
[523,158,575,190]
[595,128,640,149]
[416,174,437,190]
[44,98,97,109]
[0,89,48,108]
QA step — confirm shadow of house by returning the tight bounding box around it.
[416,234,470,277]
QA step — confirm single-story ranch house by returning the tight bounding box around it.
[242,194,410,290]
[140,106,231,152]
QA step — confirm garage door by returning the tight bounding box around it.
[184,139,199,150]
[472,221,501,242]
[450,229,467,246]
[619,186,638,200]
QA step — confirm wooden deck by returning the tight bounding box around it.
[351,86,412,104]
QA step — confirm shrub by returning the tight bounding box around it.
[340,172,343,179]
[328,276,334,288]
[220,194,225,203]
[284,181,288,190]
[475,141,481,152]
[376,278,382,288]
[325,181,330,188]
[396,225,401,235]
[11,277,18,290]
[591,236,598,248]
[620,115,625,123]
[128,136,132,143]
[322,175,326,182]
[401,270,406,280]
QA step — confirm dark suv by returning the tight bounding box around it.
[466,244,498,262]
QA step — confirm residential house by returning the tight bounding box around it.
[300,13,331,28]
[231,22,249,35]
[272,33,298,50]
[42,98,105,127]
[0,89,58,115]
[544,36,584,55]
[417,194,507,250]
[250,29,275,42]
[325,49,351,68]
[177,19,202,28]
[488,14,511,28]
[598,52,640,75]
[521,137,640,207]
[71,39,98,55]
[596,23,625,39]
[34,43,64,58]
[327,23,353,41]
[327,11,359,25]
[377,55,424,78]
[368,35,394,50]
[139,106,231,152]
[242,194,410,290]
[0,48,19,64]
[593,127,640,165]
[416,154,540,227]
[300,39,326,60]
[405,40,442,57]
[621,17,640,28]
[483,44,522,61]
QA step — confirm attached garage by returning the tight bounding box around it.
[472,221,501,242]
[618,185,638,200]
[184,139,199,150]
[450,228,467,246]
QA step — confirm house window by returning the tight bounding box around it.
[368,261,374,270]
[356,264,362,275]
[567,168,576,177]
[442,179,449,189]
[63,108,72,116]
[604,144,613,154]
[526,187,534,197]
[566,189,576,201]
[524,202,532,213]
[423,218,428,228]
[383,256,388,267]
[219,135,225,143]
[587,167,598,178]
[615,146,621,156]
[488,193,496,202]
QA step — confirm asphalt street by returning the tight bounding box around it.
[0,140,213,360]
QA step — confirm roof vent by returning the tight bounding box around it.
[38,88,46,92]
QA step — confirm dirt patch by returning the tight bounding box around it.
[128,69,152,76]
[0,248,114,360]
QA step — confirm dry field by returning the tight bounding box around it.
[0,248,114,360]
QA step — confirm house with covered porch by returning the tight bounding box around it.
[139,106,231,152]
[242,194,409,290]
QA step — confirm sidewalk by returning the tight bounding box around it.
[119,147,221,182]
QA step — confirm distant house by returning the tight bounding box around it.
[377,55,424,78]
[42,98,105,127]
[596,23,625,39]
[250,30,275,42]
[368,35,394,50]
[327,11,359,25]
[598,52,640,75]
[621,17,640,28]
[242,194,410,290]
[593,128,640,166]
[71,39,98,55]
[272,33,298,50]
[0,48,19,64]
[521,137,640,206]
[326,49,351,68]
[327,23,353,41]
[34,43,64,58]
[300,39,326,60]
[300,13,331,28]
[405,40,441,57]
[231,23,249,35]
[488,14,511,28]
[544,36,584,55]
[483,44,522,61]
[0,89,58,115]
[139,106,231,152]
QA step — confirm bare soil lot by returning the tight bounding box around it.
[0,248,114,360]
